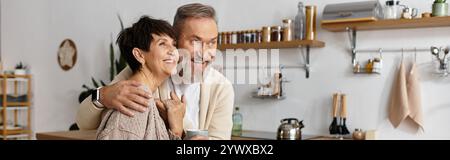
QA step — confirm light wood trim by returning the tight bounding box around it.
[27,76,32,139]
[36,130,97,140]
[0,75,32,140]
[322,16,450,32]
[2,77,6,140]
[321,17,377,24]
[218,40,325,51]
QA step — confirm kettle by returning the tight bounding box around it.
[277,118,304,140]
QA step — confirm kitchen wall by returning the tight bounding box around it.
[1,0,450,139]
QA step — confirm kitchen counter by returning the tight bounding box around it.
[36,130,351,140]
[36,130,96,140]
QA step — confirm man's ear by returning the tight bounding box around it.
[132,48,145,65]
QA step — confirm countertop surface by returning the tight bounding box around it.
[36,130,351,140]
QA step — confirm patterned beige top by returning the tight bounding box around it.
[96,86,180,140]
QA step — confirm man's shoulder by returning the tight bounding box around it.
[206,68,232,87]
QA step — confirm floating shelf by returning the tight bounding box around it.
[251,92,286,100]
[217,40,325,50]
[322,16,450,32]
[217,40,325,78]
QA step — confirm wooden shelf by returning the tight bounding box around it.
[217,40,325,51]
[5,102,30,107]
[322,16,450,32]
[0,74,32,79]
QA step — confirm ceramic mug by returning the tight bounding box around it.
[184,129,208,140]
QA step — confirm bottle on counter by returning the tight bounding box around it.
[232,106,243,136]
[294,1,305,40]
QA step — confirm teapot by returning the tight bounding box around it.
[277,118,304,140]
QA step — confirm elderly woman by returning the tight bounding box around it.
[96,16,185,140]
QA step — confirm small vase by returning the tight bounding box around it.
[432,3,449,17]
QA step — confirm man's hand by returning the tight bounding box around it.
[99,80,152,117]
[156,91,186,137]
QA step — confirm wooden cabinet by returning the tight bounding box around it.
[0,74,32,140]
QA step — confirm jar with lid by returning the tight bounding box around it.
[218,32,222,45]
[231,31,237,44]
[282,19,293,41]
[271,26,282,42]
[250,30,256,43]
[353,62,361,73]
[305,6,317,40]
[352,128,365,140]
[237,31,242,43]
[221,32,227,45]
[262,27,271,43]
[384,0,401,19]
[256,30,262,43]
[372,58,383,74]
[226,32,232,44]
[365,59,373,73]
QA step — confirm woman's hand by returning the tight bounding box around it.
[156,91,186,137]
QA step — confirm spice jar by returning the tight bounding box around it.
[282,19,293,41]
[305,5,317,40]
[262,27,271,43]
[218,32,222,45]
[372,58,383,74]
[353,62,361,73]
[271,26,282,42]
[226,32,232,44]
[221,32,227,45]
[231,31,237,44]
[251,30,257,43]
[366,59,373,73]
[256,30,262,43]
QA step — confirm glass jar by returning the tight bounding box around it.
[256,30,262,43]
[262,27,271,43]
[226,32,232,44]
[251,30,257,43]
[282,19,293,41]
[305,5,317,40]
[221,32,227,45]
[271,26,282,42]
[218,32,222,45]
[384,0,401,19]
[231,31,237,44]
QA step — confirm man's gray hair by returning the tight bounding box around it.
[173,3,217,38]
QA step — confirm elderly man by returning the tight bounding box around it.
[77,3,234,140]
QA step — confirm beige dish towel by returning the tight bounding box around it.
[406,63,424,131]
[389,60,409,128]
[389,61,424,131]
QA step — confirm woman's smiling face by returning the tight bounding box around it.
[143,34,179,77]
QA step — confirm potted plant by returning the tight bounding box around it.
[14,62,27,75]
[432,0,448,17]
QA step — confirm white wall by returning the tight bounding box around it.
[1,0,450,139]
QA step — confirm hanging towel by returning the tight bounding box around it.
[389,60,410,128]
[406,63,424,131]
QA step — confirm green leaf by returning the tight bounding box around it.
[100,80,107,86]
[82,84,91,90]
[110,40,115,81]
[91,77,100,88]
[117,14,124,31]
